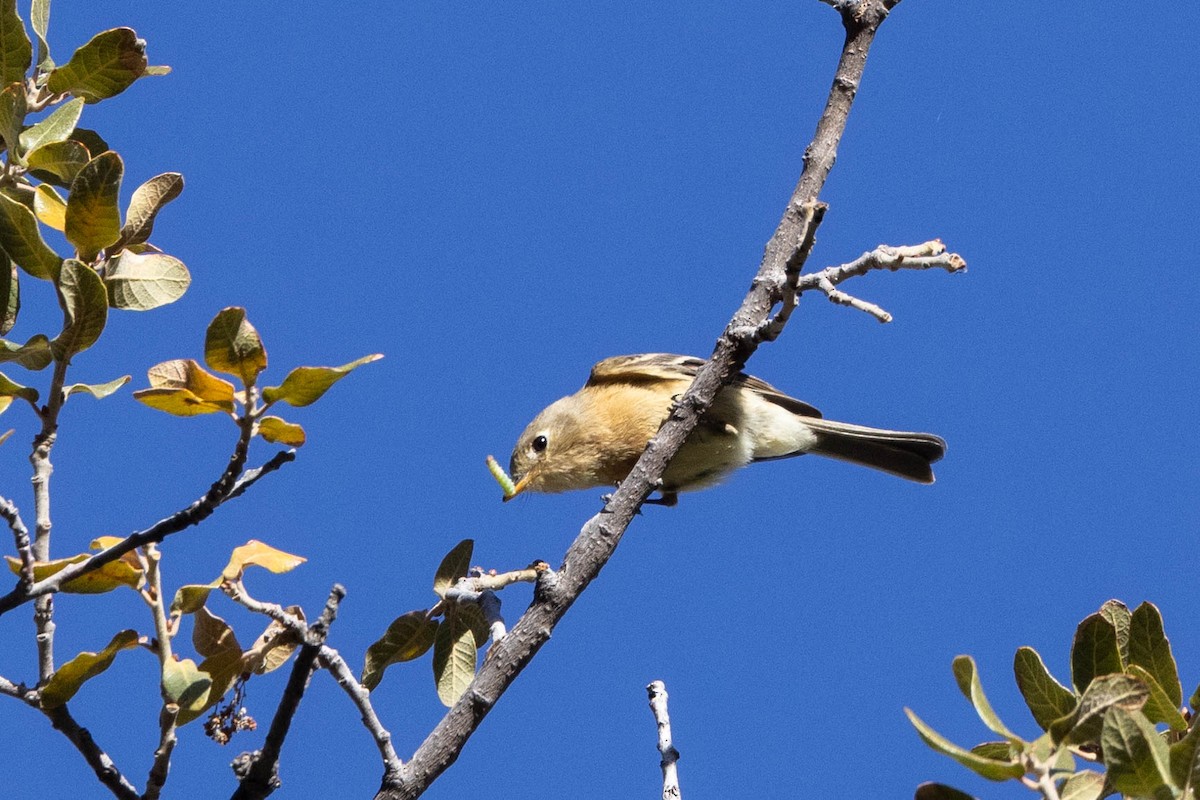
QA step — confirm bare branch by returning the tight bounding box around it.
[225,580,403,778]
[796,241,967,325]
[0,422,295,617]
[0,494,34,586]
[230,585,345,800]
[647,681,681,800]
[320,647,404,781]
[44,704,141,800]
[376,4,939,798]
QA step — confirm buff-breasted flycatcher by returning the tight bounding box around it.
[506,353,945,505]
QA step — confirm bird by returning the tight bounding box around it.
[506,353,945,505]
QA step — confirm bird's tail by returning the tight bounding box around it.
[766,418,946,484]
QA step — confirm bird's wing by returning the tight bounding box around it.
[586,353,822,418]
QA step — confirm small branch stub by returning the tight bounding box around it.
[647,681,681,800]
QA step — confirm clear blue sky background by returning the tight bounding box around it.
[1,1,1197,798]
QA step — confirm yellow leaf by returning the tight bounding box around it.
[257,415,305,446]
[40,630,140,708]
[33,184,66,230]
[6,552,142,593]
[145,359,235,408]
[221,540,306,581]
[243,607,305,676]
[132,387,231,417]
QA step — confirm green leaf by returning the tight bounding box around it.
[0,253,16,334]
[177,607,243,725]
[952,655,1020,742]
[1102,706,1175,798]
[19,97,83,154]
[161,657,211,717]
[257,415,305,447]
[47,28,148,103]
[1049,673,1149,745]
[68,126,107,157]
[51,259,107,360]
[1071,613,1123,693]
[969,742,1013,761]
[0,80,25,157]
[433,607,480,707]
[0,0,31,86]
[145,359,235,409]
[262,354,383,407]
[33,183,65,230]
[1058,771,1105,800]
[433,539,473,598]
[1099,599,1132,666]
[39,629,139,708]
[0,369,38,403]
[0,191,62,279]
[26,138,89,185]
[220,539,305,581]
[361,610,438,691]
[1168,717,1200,790]
[904,708,1025,781]
[914,784,979,800]
[169,583,217,616]
[204,307,267,387]
[1128,601,1182,708]
[1126,664,1188,732]
[1014,646,1077,731]
[103,250,189,310]
[0,333,51,369]
[65,150,122,260]
[132,387,232,417]
[118,172,182,247]
[30,0,48,70]
[62,374,129,401]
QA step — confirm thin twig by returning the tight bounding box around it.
[647,681,681,800]
[31,357,70,683]
[143,545,178,800]
[377,4,919,798]
[230,585,345,800]
[0,494,35,586]
[320,647,404,781]
[225,581,403,777]
[0,426,294,616]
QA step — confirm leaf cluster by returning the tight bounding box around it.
[25,537,305,737]
[911,600,1199,800]
[361,539,491,707]
[132,305,381,448]
[0,0,180,426]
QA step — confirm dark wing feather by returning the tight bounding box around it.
[586,353,822,418]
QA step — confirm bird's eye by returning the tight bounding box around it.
[532,435,548,453]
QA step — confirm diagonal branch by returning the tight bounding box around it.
[44,704,141,800]
[378,2,923,798]
[0,422,295,617]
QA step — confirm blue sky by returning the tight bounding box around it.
[1,1,1198,798]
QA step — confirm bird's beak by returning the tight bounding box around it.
[502,472,533,502]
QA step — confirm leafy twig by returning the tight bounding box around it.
[142,545,178,800]
[0,423,294,616]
